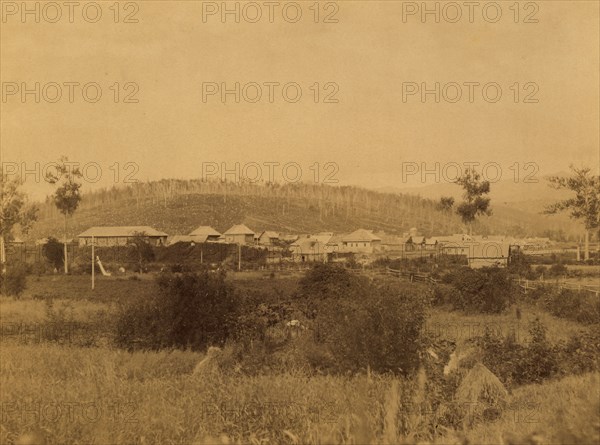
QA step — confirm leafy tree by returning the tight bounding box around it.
[437,196,455,212]
[45,157,83,273]
[0,175,38,293]
[544,166,600,260]
[42,236,64,270]
[128,232,155,273]
[454,169,491,235]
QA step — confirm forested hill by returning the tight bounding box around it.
[26,179,567,240]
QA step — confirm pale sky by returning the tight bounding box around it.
[1,1,599,200]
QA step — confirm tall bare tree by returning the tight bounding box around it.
[45,157,83,274]
[544,166,599,260]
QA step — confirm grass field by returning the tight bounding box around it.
[1,342,598,445]
[1,273,599,444]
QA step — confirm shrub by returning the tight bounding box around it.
[431,283,460,306]
[547,262,568,277]
[170,263,191,273]
[115,270,238,351]
[478,319,561,387]
[0,261,28,297]
[507,252,532,278]
[446,267,515,313]
[543,288,600,325]
[315,281,427,375]
[298,263,369,301]
[559,324,600,375]
[42,237,64,269]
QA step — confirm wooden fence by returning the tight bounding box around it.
[516,278,600,296]
[385,267,439,285]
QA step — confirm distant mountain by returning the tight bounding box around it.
[25,179,579,242]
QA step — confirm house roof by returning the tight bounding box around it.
[326,234,344,245]
[342,229,382,243]
[168,235,198,245]
[410,236,426,244]
[189,226,221,237]
[259,231,280,239]
[224,224,255,235]
[435,234,473,245]
[312,233,333,244]
[78,226,168,238]
[291,238,325,254]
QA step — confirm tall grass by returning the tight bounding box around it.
[2,343,598,445]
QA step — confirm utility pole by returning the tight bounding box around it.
[64,214,69,274]
[238,243,241,271]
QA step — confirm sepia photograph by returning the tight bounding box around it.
[1,1,599,444]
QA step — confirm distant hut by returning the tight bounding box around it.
[78,226,168,247]
[189,226,222,243]
[223,224,255,245]
[341,229,382,253]
[257,231,280,246]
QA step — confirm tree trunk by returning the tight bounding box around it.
[0,235,6,295]
[64,214,69,274]
[584,229,590,261]
[0,236,6,272]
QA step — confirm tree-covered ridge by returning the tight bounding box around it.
[26,179,567,240]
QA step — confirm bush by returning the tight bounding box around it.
[0,261,28,297]
[115,270,238,351]
[477,319,557,387]
[547,262,568,277]
[446,267,515,313]
[431,283,460,306]
[559,324,600,375]
[42,237,64,269]
[534,265,548,278]
[170,263,191,273]
[543,288,600,325]
[298,263,369,301]
[297,263,370,319]
[315,281,427,375]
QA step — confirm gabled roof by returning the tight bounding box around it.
[291,238,325,254]
[78,226,168,238]
[342,229,382,243]
[326,234,344,245]
[259,231,280,239]
[224,224,255,235]
[168,235,198,245]
[410,236,426,244]
[189,226,221,237]
[312,233,333,244]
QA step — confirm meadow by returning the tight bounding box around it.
[1,271,599,445]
